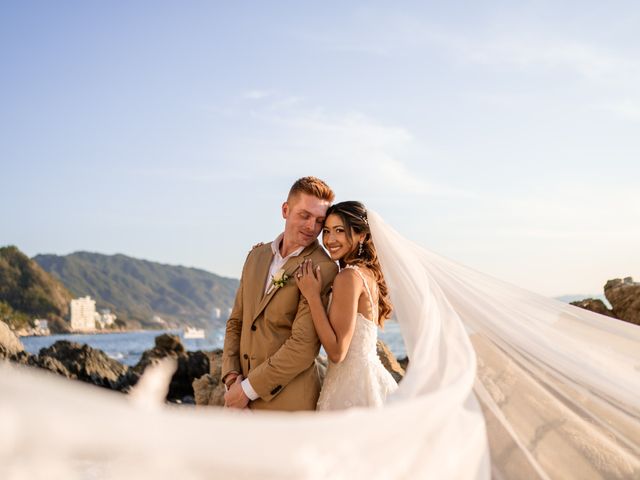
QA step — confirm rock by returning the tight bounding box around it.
[193,374,226,407]
[604,277,640,326]
[376,340,405,382]
[38,340,129,390]
[397,356,409,371]
[0,321,25,359]
[155,333,185,353]
[35,354,74,377]
[4,343,74,379]
[193,349,225,406]
[127,334,210,402]
[570,298,614,317]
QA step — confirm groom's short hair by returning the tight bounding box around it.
[288,176,335,203]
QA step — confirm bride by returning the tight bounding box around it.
[295,201,398,410]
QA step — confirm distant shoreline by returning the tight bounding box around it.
[17,328,174,338]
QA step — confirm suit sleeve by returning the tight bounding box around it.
[247,259,338,401]
[221,263,245,380]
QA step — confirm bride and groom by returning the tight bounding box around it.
[221,176,397,411]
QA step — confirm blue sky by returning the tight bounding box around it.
[1,1,639,296]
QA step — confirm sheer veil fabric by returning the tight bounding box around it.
[1,210,639,479]
[369,210,640,479]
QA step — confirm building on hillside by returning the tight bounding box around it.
[96,309,117,329]
[70,296,97,331]
[33,319,50,336]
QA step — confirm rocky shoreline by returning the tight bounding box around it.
[570,276,640,325]
[1,321,406,406]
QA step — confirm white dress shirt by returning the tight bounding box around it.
[241,233,305,401]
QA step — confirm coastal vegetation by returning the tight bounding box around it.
[0,246,72,332]
[34,251,239,329]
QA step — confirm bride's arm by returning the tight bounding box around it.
[297,261,361,363]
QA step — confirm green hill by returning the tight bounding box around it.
[34,252,239,329]
[0,246,73,331]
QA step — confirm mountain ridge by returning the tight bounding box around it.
[33,251,239,329]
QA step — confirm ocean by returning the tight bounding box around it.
[20,322,407,366]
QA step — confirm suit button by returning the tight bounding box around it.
[243,354,248,359]
[270,385,282,395]
[251,325,257,331]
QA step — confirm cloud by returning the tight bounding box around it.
[595,99,640,122]
[459,37,640,81]
[483,184,640,239]
[302,9,640,83]
[243,90,274,100]
[243,94,475,198]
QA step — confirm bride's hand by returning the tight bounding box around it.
[295,259,322,299]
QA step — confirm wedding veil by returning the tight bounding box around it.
[368,210,640,479]
[1,210,639,479]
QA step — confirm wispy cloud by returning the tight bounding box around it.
[243,93,476,198]
[243,90,274,100]
[595,99,640,122]
[304,9,640,81]
[457,37,640,81]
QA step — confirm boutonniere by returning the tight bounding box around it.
[268,268,290,294]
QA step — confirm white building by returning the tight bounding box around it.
[96,309,117,329]
[70,296,97,331]
[212,307,221,319]
[33,319,50,336]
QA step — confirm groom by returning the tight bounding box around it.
[222,177,338,411]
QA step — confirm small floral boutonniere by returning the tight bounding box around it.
[268,268,290,294]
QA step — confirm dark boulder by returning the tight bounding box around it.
[38,340,129,390]
[193,349,225,407]
[126,334,210,402]
[570,298,614,317]
[604,277,640,326]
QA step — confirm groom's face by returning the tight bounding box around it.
[282,193,331,249]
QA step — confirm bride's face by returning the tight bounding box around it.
[322,214,356,261]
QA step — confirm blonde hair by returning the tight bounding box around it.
[287,176,335,203]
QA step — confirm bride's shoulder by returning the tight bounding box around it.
[343,263,373,279]
[335,265,363,284]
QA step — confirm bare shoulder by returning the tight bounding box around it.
[353,265,374,282]
[333,268,362,288]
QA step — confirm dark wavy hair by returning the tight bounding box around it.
[324,201,393,325]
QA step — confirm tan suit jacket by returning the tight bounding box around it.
[221,240,338,411]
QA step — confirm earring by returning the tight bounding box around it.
[358,241,364,256]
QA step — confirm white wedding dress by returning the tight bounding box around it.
[316,265,398,410]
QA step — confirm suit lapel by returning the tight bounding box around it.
[248,245,274,313]
[252,241,319,322]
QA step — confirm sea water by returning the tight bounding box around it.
[20,322,406,366]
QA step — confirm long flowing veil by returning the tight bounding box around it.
[368,210,640,479]
[1,210,639,479]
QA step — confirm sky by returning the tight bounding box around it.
[1,1,639,297]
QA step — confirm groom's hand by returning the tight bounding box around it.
[224,375,250,409]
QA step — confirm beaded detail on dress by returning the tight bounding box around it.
[317,265,398,410]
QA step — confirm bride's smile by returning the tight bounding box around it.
[322,214,364,261]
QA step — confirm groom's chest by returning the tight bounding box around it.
[244,253,301,322]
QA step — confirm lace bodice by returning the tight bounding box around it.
[317,265,397,410]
